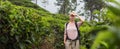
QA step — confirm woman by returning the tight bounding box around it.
[64,11,84,49]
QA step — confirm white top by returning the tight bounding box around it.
[66,23,78,40]
[64,22,82,40]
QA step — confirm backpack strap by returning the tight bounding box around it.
[75,22,80,40]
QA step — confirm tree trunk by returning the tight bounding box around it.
[90,10,93,21]
[36,0,37,4]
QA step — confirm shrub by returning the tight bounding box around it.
[0,1,42,49]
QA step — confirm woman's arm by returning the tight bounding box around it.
[64,24,67,44]
[77,15,84,27]
[64,32,66,44]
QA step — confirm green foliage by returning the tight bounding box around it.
[0,1,42,49]
[80,45,87,49]
[40,14,68,49]
[56,0,78,14]
[91,31,115,49]
[106,0,120,16]
[1,0,120,49]
[0,1,68,49]
[79,21,108,49]
[91,0,120,49]
[84,0,106,20]
[8,0,38,9]
[8,0,49,12]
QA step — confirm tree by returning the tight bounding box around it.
[35,0,37,4]
[84,0,105,21]
[55,0,77,15]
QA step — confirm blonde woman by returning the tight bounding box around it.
[64,11,84,49]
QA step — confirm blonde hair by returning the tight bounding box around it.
[69,11,76,16]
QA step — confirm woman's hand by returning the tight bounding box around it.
[64,33,66,45]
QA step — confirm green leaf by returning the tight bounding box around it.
[100,41,109,49]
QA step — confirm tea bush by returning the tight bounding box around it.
[1,0,120,49]
[0,1,46,49]
[0,1,68,49]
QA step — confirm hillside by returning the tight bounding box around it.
[0,1,68,49]
[1,0,120,49]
